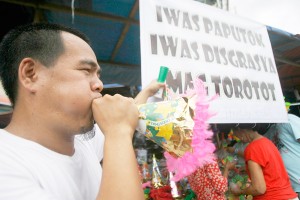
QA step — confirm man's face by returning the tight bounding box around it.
[36,32,103,135]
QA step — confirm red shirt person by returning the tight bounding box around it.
[230,124,298,200]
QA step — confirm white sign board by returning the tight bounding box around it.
[139,0,288,123]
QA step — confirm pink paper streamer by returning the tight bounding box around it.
[164,79,218,181]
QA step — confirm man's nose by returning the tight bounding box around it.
[91,77,103,93]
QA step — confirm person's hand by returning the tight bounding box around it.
[229,182,243,196]
[144,79,166,97]
[92,94,138,139]
[225,159,237,170]
[134,79,165,104]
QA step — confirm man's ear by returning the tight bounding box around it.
[18,58,39,92]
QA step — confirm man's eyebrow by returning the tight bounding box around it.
[80,59,101,74]
[80,59,98,68]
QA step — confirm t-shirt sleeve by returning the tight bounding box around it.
[244,141,267,168]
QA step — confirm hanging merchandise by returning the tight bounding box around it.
[169,171,183,199]
[150,154,173,200]
[141,162,151,183]
[151,154,165,189]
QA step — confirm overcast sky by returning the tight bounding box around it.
[228,0,300,34]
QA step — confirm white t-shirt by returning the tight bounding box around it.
[0,125,104,200]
